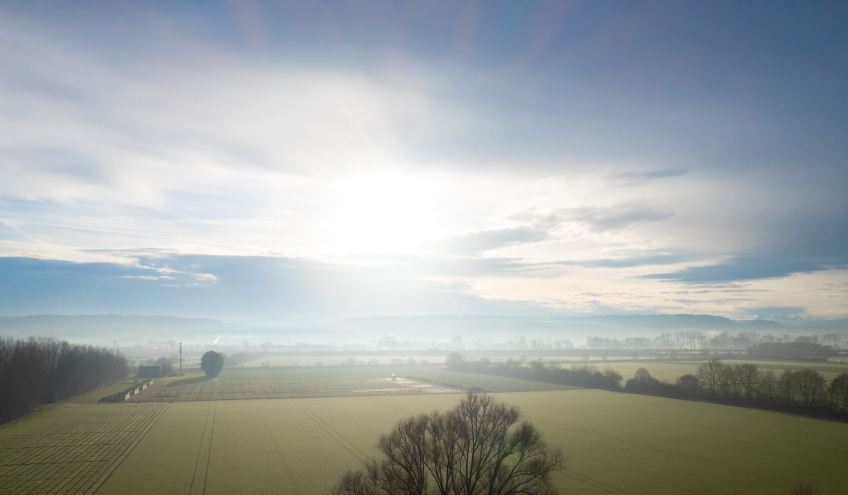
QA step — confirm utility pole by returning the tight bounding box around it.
[179,342,183,376]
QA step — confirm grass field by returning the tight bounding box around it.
[4,363,848,494]
[601,358,848,382]
[407,367,576,392]
[89,390,848,495]
[151,367,464,401]
[0,402,169,494]
[238,355,446,367]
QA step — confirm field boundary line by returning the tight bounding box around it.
[202,405,216,495]
[560,470,634,495]
[293,401,371,464]
[188,405,214,495]
[296,400,372,461]
[259,404,303,495]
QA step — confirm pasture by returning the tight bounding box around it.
[151,367,465,401]
[598,358,848,382]
[3,363,848,494]
[0,402,169,494]
[92,390,848,495]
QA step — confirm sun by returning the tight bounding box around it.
[319,170,445,256]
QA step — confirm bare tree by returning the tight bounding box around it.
[760,370,778,402]
[154,357,175,377]
[332,393,564,495]
[676,374,699,395]
[738,363,760,400]
[728,365,745,396]
[718,365,733,398]
[696,359,723,396]
[829,372,848,412]
[792,369,827,408]
[778,369,794,406]
[634,368,653,387]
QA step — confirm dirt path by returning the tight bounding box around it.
[126,381,166,401]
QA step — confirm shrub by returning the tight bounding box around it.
[200,351,225,378]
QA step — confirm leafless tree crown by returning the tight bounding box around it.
[332,392,564,495]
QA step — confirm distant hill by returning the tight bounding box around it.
[0,315,230,343]
[340,314,800,341]
[0,313,844,346]
[754,313,848,330]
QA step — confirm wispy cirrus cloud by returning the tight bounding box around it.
[566,203,671,233]
[438,215,561,255]
[615,169,689,185]
[642,256,845,284]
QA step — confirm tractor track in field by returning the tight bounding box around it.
[259,404,303,495]
[188,404,216,495]
[0,402,170,495]
[560,470,634,495]
[203,406,216,495]
[293,400,372,464]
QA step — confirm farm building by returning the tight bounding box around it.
[137,366,160,379]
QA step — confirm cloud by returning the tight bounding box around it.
[616,169,689,185]
[0,12,468,208]
[440,215,560,255]
[0,221,26,241]
[0,255,553,320]
[570,253,692,268]
[642,256,839,283]
[566,203,671,232]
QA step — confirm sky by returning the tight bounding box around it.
[1,1,847,322]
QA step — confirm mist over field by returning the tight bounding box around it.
[2,313,846,349]
[2,2,848,494]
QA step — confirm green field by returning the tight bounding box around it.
[3,364,848,494]
[150,367,465,401]
[407,367,576,392]
[0,402,169,494]
[238,355,446,367]
[88,391,848,495]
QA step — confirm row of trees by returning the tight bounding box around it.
[625,360,848,415]
[446,353,848,417]
[446,353,622,390]
[144,357,177,376]
[0,336,128,423]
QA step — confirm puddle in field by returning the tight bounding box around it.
[374,377,464,394]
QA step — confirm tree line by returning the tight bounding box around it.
[446,353,622,390]
[446,353,848,418]
[626,359,848,416]
[0,336,128,423]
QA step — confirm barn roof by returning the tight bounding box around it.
[137,365,160,378]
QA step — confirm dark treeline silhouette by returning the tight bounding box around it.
[624,359,848,417]
[0,336,128,423]
[446,352,622,390]
[445,353,848,419]
[749,342,836,360]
